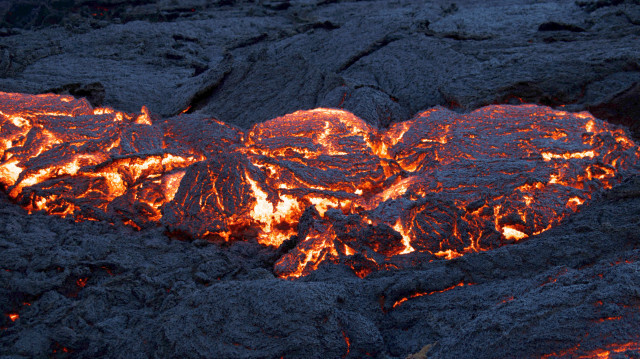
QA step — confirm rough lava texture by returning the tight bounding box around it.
[0,173,639,358]
[0,0,639,133]
[1,0,640,358]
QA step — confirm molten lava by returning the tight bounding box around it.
[392,282,471,309]
[0,92,638,278]
[542,341,640,358]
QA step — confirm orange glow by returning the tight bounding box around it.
[540,268,568,287]
[568,196,584,206]
[541,150,595,161]
[0,92,638,278]
[277,234,339,279]
[502,226,528,240]
[135,105,152,125]
[341,330,351,358]
[567,196,585,211]
[7,313,18,322]
[433,249,463,259]
[344,244,356,256]
[591,342,640,358]
[93,107,115,115]
[51,344,73,354]
[392,282,470,308]
[542,341,640,358]
[393,219,415,255]
[593,316,622,323]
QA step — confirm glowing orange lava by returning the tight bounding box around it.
[542,341,640,358]
[76,277,88,288]
[1,92,639,278]
[392,282,471,308]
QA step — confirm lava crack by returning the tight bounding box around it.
[0,92,638,278]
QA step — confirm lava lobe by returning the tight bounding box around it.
[0,92,638,278]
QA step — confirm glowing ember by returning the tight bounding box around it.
[0,92,639,278]
[341,329,351,358]
[7,313,18,322]
[392,282,471,308]
[76,277,88,288]
[542,340,640,358]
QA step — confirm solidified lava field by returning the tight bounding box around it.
[1,1,640,358]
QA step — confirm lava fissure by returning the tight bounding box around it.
[0,92,638,278]
[391,282,472,309]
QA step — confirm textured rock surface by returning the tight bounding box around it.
[1,0,639,131]
[1,1,640,358]
[0,174,639,358]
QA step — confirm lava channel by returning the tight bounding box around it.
[0,92,638,278]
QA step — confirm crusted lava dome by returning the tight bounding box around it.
[0,92,638,278]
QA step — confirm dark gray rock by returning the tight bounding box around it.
[589,82,640,138]
[0,0,638,133]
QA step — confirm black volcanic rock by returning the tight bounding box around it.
[589,82,640,139]
[538,21,586,32]
[43,82,106,107]
[0,0,639,134]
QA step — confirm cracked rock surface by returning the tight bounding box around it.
[0,174,639,358]
[1,1,640,358]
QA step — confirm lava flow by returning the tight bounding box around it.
[0,92,638,278]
